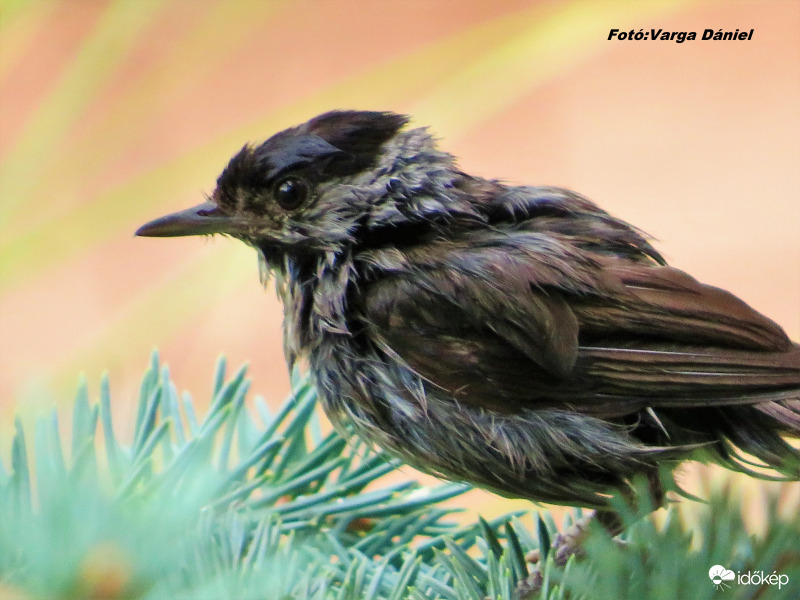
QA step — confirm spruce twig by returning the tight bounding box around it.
[1,352,798,599]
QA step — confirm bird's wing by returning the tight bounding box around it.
[357,234,800,417]
[573,260,800,408]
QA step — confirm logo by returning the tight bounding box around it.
[709,565,735,590]
[708,565,790,592]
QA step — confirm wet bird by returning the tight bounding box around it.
[137,110,800,555]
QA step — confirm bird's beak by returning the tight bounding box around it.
[135,201,240,237]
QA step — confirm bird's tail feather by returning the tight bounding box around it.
[754,398,800,435]
[713,400,800,480]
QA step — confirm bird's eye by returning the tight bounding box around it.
[274,177,308,210]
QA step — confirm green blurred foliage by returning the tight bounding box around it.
[1,354,798,599]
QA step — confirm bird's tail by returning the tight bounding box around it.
[755,397,800,433]
[712,396,800,480]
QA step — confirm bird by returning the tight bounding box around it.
[137,110,800,558]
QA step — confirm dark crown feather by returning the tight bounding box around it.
[305,110,409,165]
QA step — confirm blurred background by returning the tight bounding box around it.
[1,0,798,521]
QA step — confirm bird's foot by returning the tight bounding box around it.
[516,513,626,597]
[524,515,592,567]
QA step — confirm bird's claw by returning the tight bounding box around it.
[516,515,629,597]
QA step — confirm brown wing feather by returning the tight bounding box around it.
[579,260,792,351]
[359,245,800,417]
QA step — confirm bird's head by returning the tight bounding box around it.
[136,110,433,268]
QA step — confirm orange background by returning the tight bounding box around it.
[1,0,798,520]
